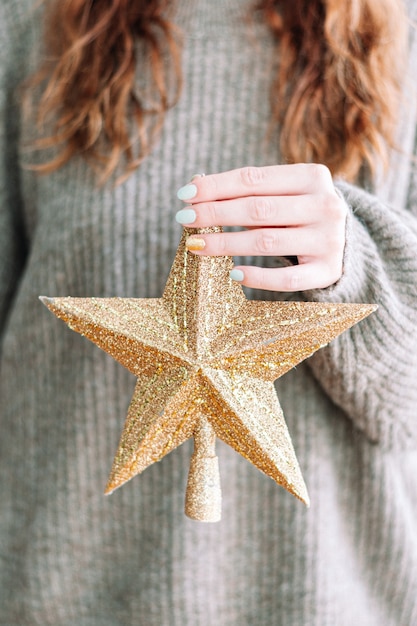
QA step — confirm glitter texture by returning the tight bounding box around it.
[40,226,376,521]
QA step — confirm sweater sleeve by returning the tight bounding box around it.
[304,164,417,450]
[301,2,417,450]
[0,5,28,348]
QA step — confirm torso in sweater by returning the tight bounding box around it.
[1,1,417,625]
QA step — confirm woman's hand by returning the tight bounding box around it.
[175,164,348,292]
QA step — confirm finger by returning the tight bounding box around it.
[185,227,319,258]
[176,163,334,204]
[176,195,319,228]
[231,262,339,292]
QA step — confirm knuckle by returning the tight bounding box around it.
[319,202,347,254]
[325,233,344,256]
[285,270,302,292]
[311,162,331,181]
[316,257,343,288]
[321,192,347,221]
[216,234,229,255]
[306,163,332,190]
[255,230,278,254]
[270,268,301,292]
[252,197,273,223]
[240,166,265,187]
[330,257,343,281]
[319,193,337,221]
[204,175,218,197]
[204,202,218,223]
[321,268,340,289]
[335,195,348,221]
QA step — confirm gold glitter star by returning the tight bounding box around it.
[41,227,376,522]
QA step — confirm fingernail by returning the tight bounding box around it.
[186,237,206,251]
[190,173,205,181]
[230,269,245,282]
[175,208,197,225]
[177,183,197,201]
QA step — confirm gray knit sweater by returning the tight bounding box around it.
[1,1,417,625]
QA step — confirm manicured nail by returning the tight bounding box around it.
[230,269,245,282]
[186,237,206,252]
[177,183,197,201]
[175,208,197,225]
[190,173,205,181]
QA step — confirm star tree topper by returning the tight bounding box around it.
[41,227,375,522]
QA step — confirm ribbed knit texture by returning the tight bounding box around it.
[1,1,417,625]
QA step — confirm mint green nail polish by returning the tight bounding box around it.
[177,183,197,201]
[230,269,245,282]
[175,208,197,225]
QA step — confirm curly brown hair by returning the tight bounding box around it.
[26,0,408,183]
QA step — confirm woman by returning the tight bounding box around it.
[1,0,417,624]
